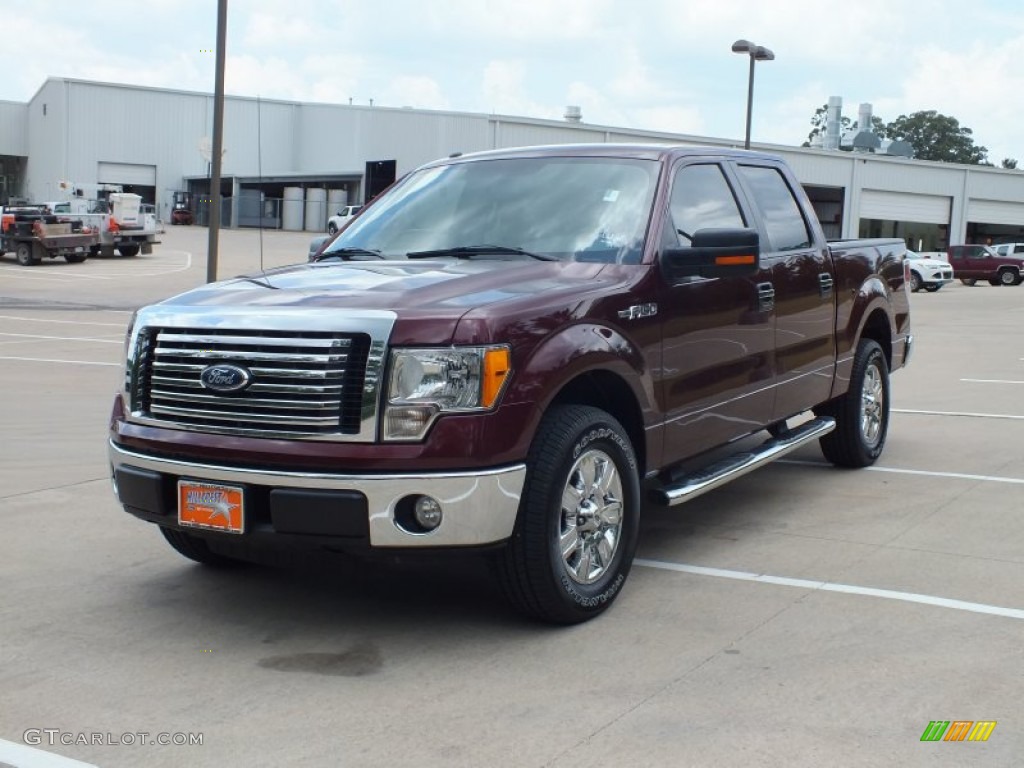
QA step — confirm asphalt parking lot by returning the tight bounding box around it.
[1,228,1021,767]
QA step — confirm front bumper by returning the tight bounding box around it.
[109,440,526,548]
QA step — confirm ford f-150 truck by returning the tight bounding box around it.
[109,144,912,623]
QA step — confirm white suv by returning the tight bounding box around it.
[327,205,362,234]
[905,250,954,292]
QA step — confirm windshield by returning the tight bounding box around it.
[323,156,659,263]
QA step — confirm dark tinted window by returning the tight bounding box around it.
[738,165,812,251]
[666,164,746,247]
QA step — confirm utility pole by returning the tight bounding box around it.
[206,0,228,283]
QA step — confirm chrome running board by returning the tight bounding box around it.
[654,417,836,507]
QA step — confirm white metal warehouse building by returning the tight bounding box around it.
[3,77,1024,251]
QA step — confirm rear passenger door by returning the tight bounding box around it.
[657,160,775,466]
[734,162,836,422]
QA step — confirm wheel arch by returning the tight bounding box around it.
[504,322,658,477]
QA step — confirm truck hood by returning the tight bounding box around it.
[161,257,614,320]
[906,256,950,269]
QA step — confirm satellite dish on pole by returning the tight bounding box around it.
[198,136,226,162]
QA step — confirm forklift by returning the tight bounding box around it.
[171,191,194,225]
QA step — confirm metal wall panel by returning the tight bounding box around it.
[860,189,950,223]
[0,100,27,156]
[495,123,606,148]
[778,151,854,188]
[967,199,1024,226]
[295,105,490,176]
[25,80,68,202]
[858,158,962,195]
[965,170,1024,204]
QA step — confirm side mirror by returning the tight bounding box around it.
[663,227,760,279]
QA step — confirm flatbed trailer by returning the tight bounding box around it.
[0,206,100,266]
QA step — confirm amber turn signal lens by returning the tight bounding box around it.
[481,347,511,408]
[714,254,755,265]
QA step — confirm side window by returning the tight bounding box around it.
[666,164,746,247]
[737,165,812,251]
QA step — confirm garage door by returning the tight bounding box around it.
[97,162,156,187]
[859,189,950,224]
[967,199,1024,226]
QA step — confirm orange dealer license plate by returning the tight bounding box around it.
[178,480,245,534]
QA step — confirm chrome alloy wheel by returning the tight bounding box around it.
[860,361,885,447]
[559,448,624,585]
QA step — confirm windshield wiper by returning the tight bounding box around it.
[315,247,385,262]
[406,245,558,262]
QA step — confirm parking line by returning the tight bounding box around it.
[0,314,126,327]
[0,356,119,367]
[0,332,122,344]
[634,559,1024,621]
[0,738,99,767]
[778,459,1024,485]
[893,408,1024,421]
[960,378,1024,385]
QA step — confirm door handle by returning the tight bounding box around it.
[818,272,834,297]
[756,282,775,312]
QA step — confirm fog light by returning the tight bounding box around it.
[413,496,443,530]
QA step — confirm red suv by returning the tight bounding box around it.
[947,244,1024,286]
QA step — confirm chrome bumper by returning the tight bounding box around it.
[108,441,526,547]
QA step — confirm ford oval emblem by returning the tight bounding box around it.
[199,364,252,393]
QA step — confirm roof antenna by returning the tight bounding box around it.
[257,94,265,273]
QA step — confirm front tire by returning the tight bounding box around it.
[328,223,338,235]
[999,269,1019,286]
[924,284,940,292]
[499,405,641,624]
[816,339,890,468]
[909,271,922,292]
[160,526,240,566]
[960,278,977,286]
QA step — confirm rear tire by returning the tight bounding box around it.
[64,252,88,263]
[498,405,641,624]
[959,278,976,286]
[160,527,240,566]
[16,242,39,266]
[118,245,140,257]
[816,339,890,468]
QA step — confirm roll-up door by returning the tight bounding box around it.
[967,199,1024,226]
[97,162,156,187]
[859,189,950,224]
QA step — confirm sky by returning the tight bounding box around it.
[4,0,1024,164]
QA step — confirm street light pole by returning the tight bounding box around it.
[731,39,775,150]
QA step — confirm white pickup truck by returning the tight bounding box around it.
[46,193,162,257]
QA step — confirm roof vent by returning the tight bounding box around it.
[564,105,582,123]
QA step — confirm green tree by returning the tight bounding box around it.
[885,110,988,164]
[1001,158,1018,169]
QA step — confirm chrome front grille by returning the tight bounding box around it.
[137,328,370,438]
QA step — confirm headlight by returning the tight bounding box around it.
[384,345,511,440]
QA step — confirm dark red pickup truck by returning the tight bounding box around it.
[109,144,912,623]
[948,244,1024,286]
